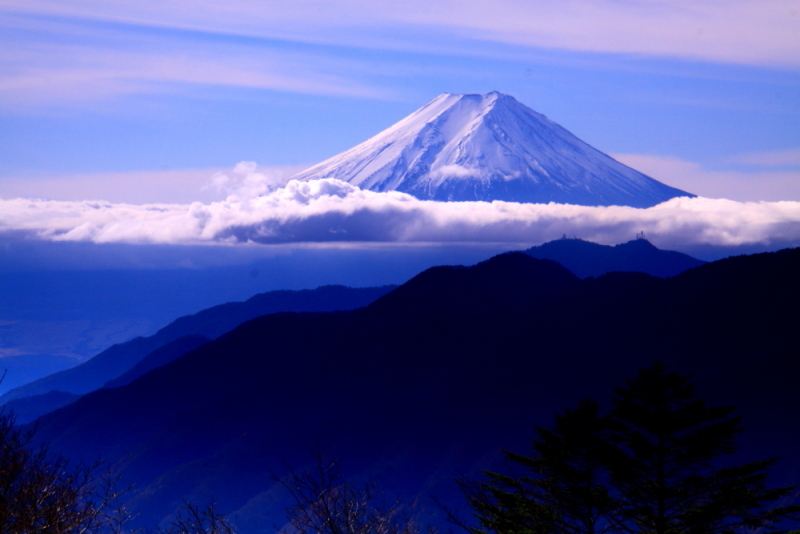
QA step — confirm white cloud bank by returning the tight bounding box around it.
[2,178,799,251]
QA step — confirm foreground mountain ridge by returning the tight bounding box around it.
[30,247,800,533]
[293,92,692,207]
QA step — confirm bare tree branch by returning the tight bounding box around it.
[275,452,423,534]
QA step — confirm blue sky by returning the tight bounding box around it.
[1,0,798,204]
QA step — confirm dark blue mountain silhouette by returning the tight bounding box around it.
[103,334,211,390]
[1,390,80,425]
[0,285,395,405]
[4,336,211,424]
[29,249,800,533]
[524,237,705,278]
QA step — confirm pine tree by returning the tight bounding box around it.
[460,363,800,534]
[460,399,618,534]
[608,362,800,534]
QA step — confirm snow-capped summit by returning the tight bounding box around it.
[292,92,692,207]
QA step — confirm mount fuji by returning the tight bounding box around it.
[292,92,692,207]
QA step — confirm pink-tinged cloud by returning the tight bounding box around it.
[0,164,308,204]
[728,147,800,167]
[2,179,799,251]
[613,154,800,203]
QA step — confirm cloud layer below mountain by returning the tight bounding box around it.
[3,178,799,251]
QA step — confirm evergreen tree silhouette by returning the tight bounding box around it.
[460,363,800,534]
[459,400,618,534]
[609,362,800,533]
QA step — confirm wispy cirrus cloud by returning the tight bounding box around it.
[2,177,798,252]
[2,0,798,112]
[4,0,799,67]
[0,21,390,111]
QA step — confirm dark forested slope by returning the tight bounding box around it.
[31,249,800,533]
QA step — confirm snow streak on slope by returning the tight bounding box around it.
[292,92,693,208]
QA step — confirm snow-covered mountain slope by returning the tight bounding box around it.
[291,92,693,207]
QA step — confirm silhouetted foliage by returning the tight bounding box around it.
[455,400,618,534]
[608,362,800,533]
[0,401,235,534]
[153,501,234,534]
[276,454,420,534]
[461,363,800,534]
[0,408,134,534]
